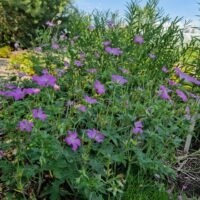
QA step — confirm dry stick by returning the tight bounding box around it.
[184,113,200,153]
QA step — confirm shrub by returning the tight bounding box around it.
[0,0,199,199]
[9,51,36,75]
[0,0,71,47]
[0,46,12,58]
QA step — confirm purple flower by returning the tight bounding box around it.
[107,20,115,28]
[89,25,95,30]
[175,67,200,85]
[24,88,40,95]
[55,68,65,77]
[133,127,143,134]
[0,88,40,100]
[74,60,83,67]
[4,84,17,89]
[32,108,47,121]
[53,84,60,91]
[51,43,60,49]
[111,75,128,85]
[64,61,70,67]
[0,150,4,159]
[158,85,171,100]
[5,88,26,100]
[162,66,169,73]
[176,89,188,102]
[119,67,129,74]
[148,53,156,59]
[79,52,85,60]
[134,35,144,44]
[77,105,87,112]
[32,73,57,87]
[86,68,97,73]
[133,121,143,134]
[14,42,19,50]
[168,80,177,86]
[188,92,200,100]
[18,120,34,132]
[84,96,97,104]
[0,91,5,95]
[35,47,42,53]
[42,69,48,74]
[105,47,122,56]
[87,129,105,143]
[103,41,111,46]
[134,121,143,128]
[64,131,81,151]
[46,21,55,27]
[185,106,191,120]
[94,80,105,95]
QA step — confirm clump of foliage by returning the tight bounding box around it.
[0,46,12,58]
[0,0,199,199]
[9,51,35,75]
[0,0,71,47]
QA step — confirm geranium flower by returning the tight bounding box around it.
[74,60,83,67]
[77,105,87,112]
[107,20,114,28]
[94,80,105,94]
[51,43,59,49]
[46,21,55,27]
[176,89,188,102]
[79,52,85,60]
[35,47,42,52]
[111,75,128,85]
[105,47,122,56]
[64,61,70,68]
[148,53,156,59]
[18,120,34,132]
[87,129,105,143]
[32,72,57,87]
[89,25,95,30]
[185,106,191,120]
[119,67,129,74]
[133,121,143,135]
[84,96,97,104]
[5,88,26,100]
[0,88,40,100]
[175,67,200,85]
[0,150,4,159]
[64,131,81,151]
[32,108,47,121]
[134,35,144,44]
[162,66,169,73]
[86,68,97,73]
[158,85,171,100]
[188,92,200,100]
[103,41,111,46]
[168,80,178,86]
[24,88,40,95]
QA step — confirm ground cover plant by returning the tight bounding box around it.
[0,0,199,199]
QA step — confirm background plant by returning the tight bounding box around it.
[0,0,71,48]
